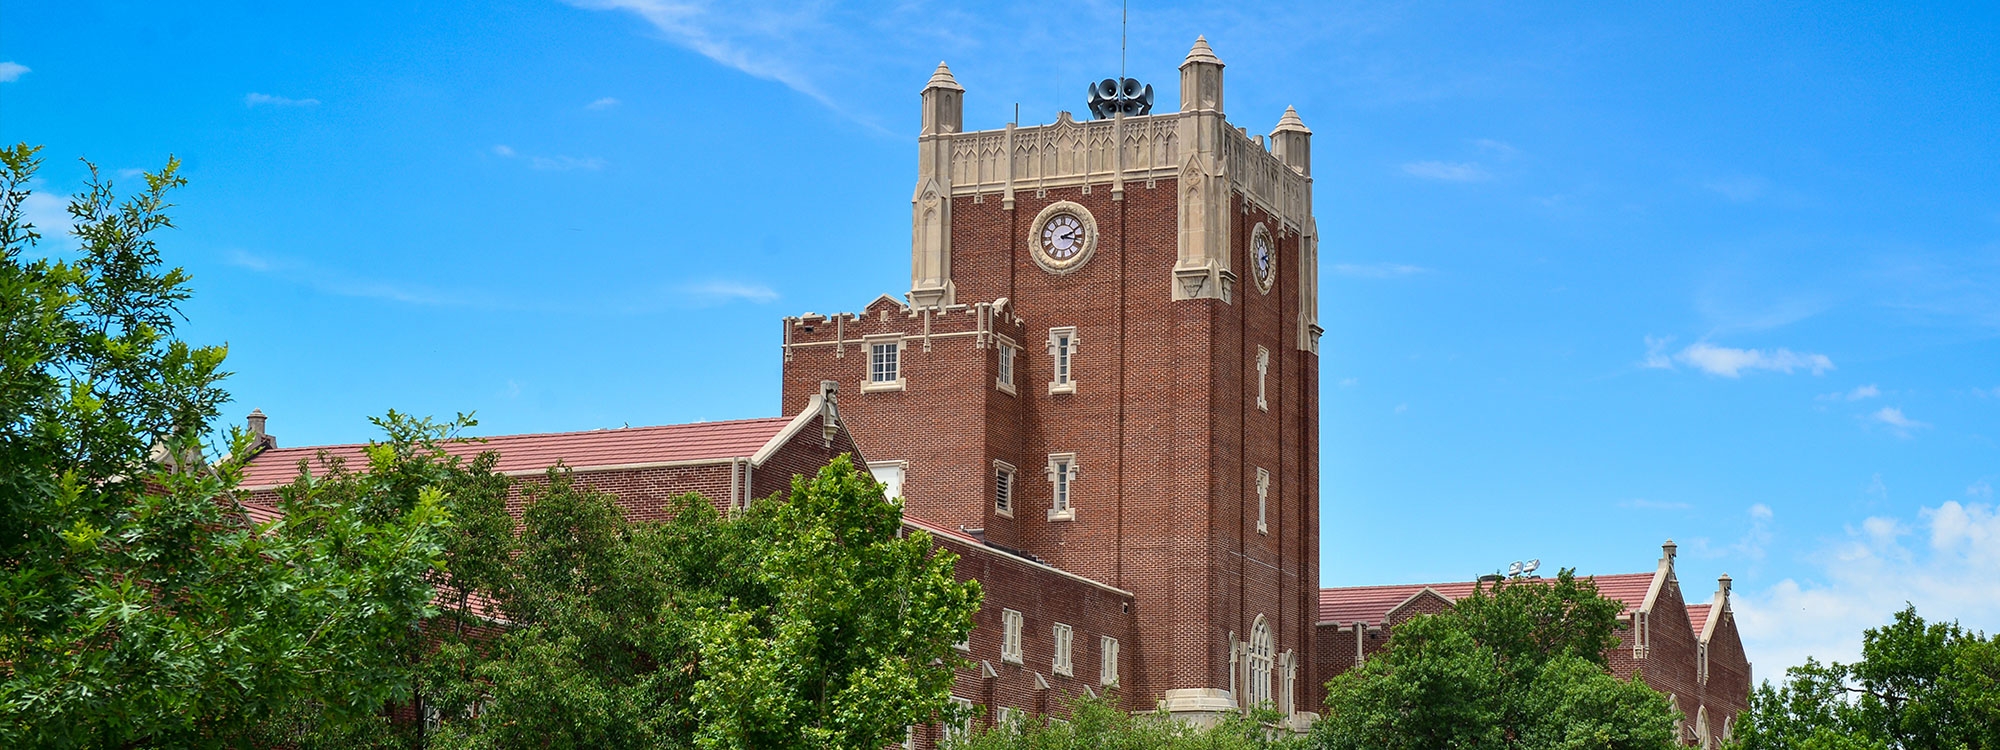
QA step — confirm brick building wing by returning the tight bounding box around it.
[1314,542,1751,747]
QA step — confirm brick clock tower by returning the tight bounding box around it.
[781,37,1322,725]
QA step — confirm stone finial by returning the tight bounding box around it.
[1662,539,1678,561]
[246,408,267,438]
[1181,35,1224,68]
[1273,106,1311,134]
[1717,573,1732,595]
[920,61,963,136]
[1179,36,1225,114]
[923,61,963,92]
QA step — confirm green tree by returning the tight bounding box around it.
[423,455,982,750]
[0,144,459,747]
[1728,606,2000,750]
[948,693,1306,750]
[1309,570,1680,750]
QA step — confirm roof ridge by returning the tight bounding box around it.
[248,415,794,456]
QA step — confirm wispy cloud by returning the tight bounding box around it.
[1338,378,1359,387]
[1332,262,1429,278]
[244,92,320,108]
[1401,160,1490,182]
[1471,138,1518,158]
[1869,407,1928,438]
[681,280,779,304]
[1652,340,1835,377]
[1736,500,2000,675]
[491,144,604,171]
[562,0,834,107]
[1619,498,1693,511]
[19,185,74,252]
[1819,384,1880,402]
[225,249,472,306]
[0,62,28,83]
[529,155,607,171]
[586,97,622,110]
[1703,174,1769,203]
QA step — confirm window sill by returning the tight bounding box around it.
[1002,654,1024,666]
[861,379,907,393]
[995,508,1014,519]
[1047,508,1076,522]
[1048,381,1076,395]
[997,380,1017,397]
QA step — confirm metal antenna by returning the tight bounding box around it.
[1120,0,1128,82]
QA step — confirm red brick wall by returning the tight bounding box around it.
[780,176,1321,713]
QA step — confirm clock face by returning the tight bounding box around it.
[1029,201,1097,274]
[1252,229,1276,292]
[1041,213,1086,259]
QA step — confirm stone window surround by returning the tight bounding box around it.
[1052,622,1074,676]
[1255,467,1270,535]
[862,333,906,393]
[868,459,907,503]
[1255,345,1270,411]
[1045,452,1078,521]
[944,696,974,743]
[1000,608,1025,664]
[995,334,1018,396]
[1047,326,1078,395]
[1100,635,1120,686]
[993,459,1017,518]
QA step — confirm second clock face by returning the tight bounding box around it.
[1252,228,1277,292]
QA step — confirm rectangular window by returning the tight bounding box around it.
[996,337,1017,395]
[864,335,905,392]
[994,461,1016,517]
[995,706,1019,730]
[1256,467,1270,535]
[869,460,907,502]
[1052,623,1074,676]
[1100,636,1119,686]
[1001,609,1024,664]
[1046,453,1077,521]
[1256,346,1271,412]
[943,696,974,743]
[1047,327,1078,394]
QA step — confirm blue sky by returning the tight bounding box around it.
[5,1,1997,675]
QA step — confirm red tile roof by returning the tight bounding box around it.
[1318,572,1660,627]
[1687,603,1713,636]
[237,417,794,489]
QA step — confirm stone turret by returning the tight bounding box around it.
[1270,106,1311,176]
[911,62,962,310]
[1179,35,1224,113]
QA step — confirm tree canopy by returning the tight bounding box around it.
[1728,605,2000,750]
[948,693,1306,750]
[1309,570,1680,750]
[419,455,982,750]
[0,144,461,748]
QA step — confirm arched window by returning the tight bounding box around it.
[1247,616,1274,708]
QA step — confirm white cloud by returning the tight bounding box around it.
[1338,377,1359,387]
[1331,262,1428,278]
[1401,160,1489,182]
[1471,138,1518,158]
[682,280,778,304]
[1829,384,1879,401]
[1642,335,1675,369]
[225,248,467,306]
[1869,407,1928,438]
[586,97,621,110]
[19,186,74,251]
[1393,403,1408,414]
[244,92,320,107]
[529,155,606,171]
[0,62,29,83]
[1736,500,2000,676]
[562,0,834,107]
[1703,175,1769,202]
[1669,341,1834,377]
[1620,498,1693,511]
[491,145,604,171]
[1970,480,1993,499]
